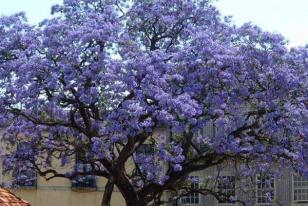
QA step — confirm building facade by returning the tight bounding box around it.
[1,164,308,206]
[174,168,308,206]
[0,127,307,206]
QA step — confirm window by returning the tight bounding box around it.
[12,168,37,188]
[217,176,236,204]
[136,144,154,155]
[72,175,96,189]
[196,121,216,152]
[293,175,308,202]
[13,143,37,188]
[72,151,96,189]
[202,121,216,138]
[256,175,275,205]
[133,144,155,176]
[181,176,200,205]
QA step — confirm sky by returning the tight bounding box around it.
[215,0,308,47]
[0,0,307,47]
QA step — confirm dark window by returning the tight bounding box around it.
[72,151,96,189]
[13,143,37,188]
[133,144,155,176]
[181,176,200,205]
[72,175,96,189]
[217,176,236,204]
[256,175,275,204]
[195,121,216,153]
[136,144,155,155]
[13,168,37,188]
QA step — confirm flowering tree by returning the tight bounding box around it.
[0,0,307,205]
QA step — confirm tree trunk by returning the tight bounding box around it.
[101,177,114,206]
[126,200,146,206]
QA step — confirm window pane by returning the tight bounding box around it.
[256,175,275,204]
[217,176,236,203]
[293,175,308,201]
[181,176,200,205]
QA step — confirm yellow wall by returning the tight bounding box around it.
[11,176,126,206]
[2,156,126,206]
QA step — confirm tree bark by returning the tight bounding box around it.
[101,177,114,206]
[126,200,146,206]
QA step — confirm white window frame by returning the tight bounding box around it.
[292,174,308,203]
[217,176,236,205]
[181,176,200,205]
[255,174,276,205]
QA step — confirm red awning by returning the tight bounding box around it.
[0,188,31,206]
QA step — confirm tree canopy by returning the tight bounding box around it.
[0,0,307,205]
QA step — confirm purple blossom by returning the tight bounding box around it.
[0,0,307,204]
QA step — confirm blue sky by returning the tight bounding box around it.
[0,0,307,47]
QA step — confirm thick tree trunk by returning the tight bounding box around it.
[101,177,114,206]
[112,168,147,206]
[123,191,147,206]
[126,199,146,206]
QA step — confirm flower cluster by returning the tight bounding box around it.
[0,0,307,204]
